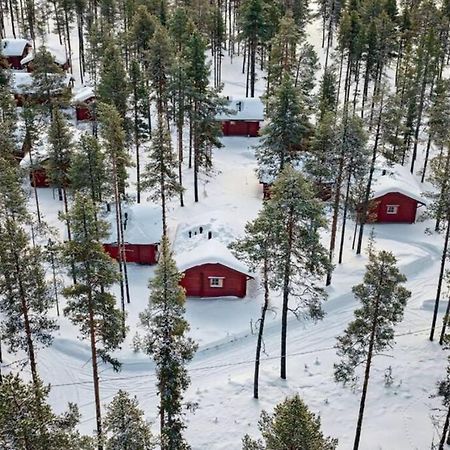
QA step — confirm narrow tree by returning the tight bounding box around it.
[138,238,197,449]
[63,194,126,450]
[266,165,330,380]
[334,249,410,450]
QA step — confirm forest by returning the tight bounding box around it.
[1,0,450,448]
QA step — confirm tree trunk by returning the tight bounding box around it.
[280,213,293,380]
[254,255,269,399]
[178,120,184,207]
[430,215,450,341]
[353,288,382,450]
[357,95,383,255]
[338,167,352,264]
[438,402,450,450]
[193,102,199,203]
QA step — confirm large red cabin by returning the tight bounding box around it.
[216,97,264,137]
[365,164,426,224]
[1,38,32,69]
[176,240,253,298]
[103,204,163,265]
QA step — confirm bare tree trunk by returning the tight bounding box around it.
[338,167,352,264]
[438,402,450,450]
[254,256,269,399]
[430,215,450,341]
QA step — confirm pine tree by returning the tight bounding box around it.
[98,42,129,121]
[69,133,109,205]
[142,112,181,235]
[104,390,155,450]
[242,394,337,449]
[138,237,197,450]
[0,373,94,449]
[318,68,337,119]
[185,29,224,202]
[0,157,57,389]
[256,73,311,183]
[265,165,330,380]
[334,248,410,450]
[63,194,126,450]
[230,213,275,399]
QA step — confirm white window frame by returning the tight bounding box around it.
[208,277,224,288]
[386,205,399,215]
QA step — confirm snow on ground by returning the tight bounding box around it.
[2,6,449,450]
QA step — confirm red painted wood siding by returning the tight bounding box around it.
[30,168,49,187]
[103,243,158,265]
[370,192,420,223]
[221,120,260,137]
[180,263,249,298]
[76,105,93,121]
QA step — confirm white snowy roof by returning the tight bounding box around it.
[105,203,163,245]
[1,38,30,56]
[73,86,95,103]
[10,71,73,94]
[20,43,68,66]
[371,163,426,205]
[216,97,265,121]
[175,239,254,277]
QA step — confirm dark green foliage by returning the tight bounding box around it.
[139,238,197,449]
[63,194,125,370]
[242,394,337,449]
[0,374,94,450]
[69,134,109,204]
[256,74,311,182]
[104,390,155,450]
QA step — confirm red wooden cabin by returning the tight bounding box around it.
[216,97,264,137]
[20,43,70,72]
[73,87,95,121]
[366,164,426,224]
[176,240,253,298]
[1,38,32,69]
[103,204,163,265]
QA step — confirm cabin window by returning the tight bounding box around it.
[386,205,399,214]
[209,277,224,288]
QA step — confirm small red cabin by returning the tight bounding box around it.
[73,87,95,121]
[103,204,163,265]
[20,43,70,72]
[216,97,264,137]
[176,240,253,298]
[365,164,426,224]
[1,38,32,69]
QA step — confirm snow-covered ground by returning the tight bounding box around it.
[2,7,450,450]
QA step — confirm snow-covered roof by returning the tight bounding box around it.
[371,163,426,205]
[1,38,30,56]
[175,239,254,277]
[216,97,265,121]
[73,86,95,103]
[20,43,69,66]
[10,71,73,94]
[104,203,163,245]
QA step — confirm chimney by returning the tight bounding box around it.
[199,226,203,234]
[208,231,212,240]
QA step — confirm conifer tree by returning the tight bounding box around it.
[242,394,337,449]
[104,390,155,450]
[334,248,410,450]
[63,194,126,450]
[230,213,274,399]
[318,68,337,119]
[0,373,94,449]
[69,133,109,205]
[138,237,197,449]
[185,29,224,203]
[142,112,181,235]
[256,73,310,183]
[0,157,57,389]
[98,42,129,121]
[266,165,330,380]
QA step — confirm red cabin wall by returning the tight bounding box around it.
[370,192,419,223]
[103,243,158,265]
[76,105,93,121]
[221,120,260,137]
[7,55,23,70]
[180,263,249,298]
[30,168,49,187]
